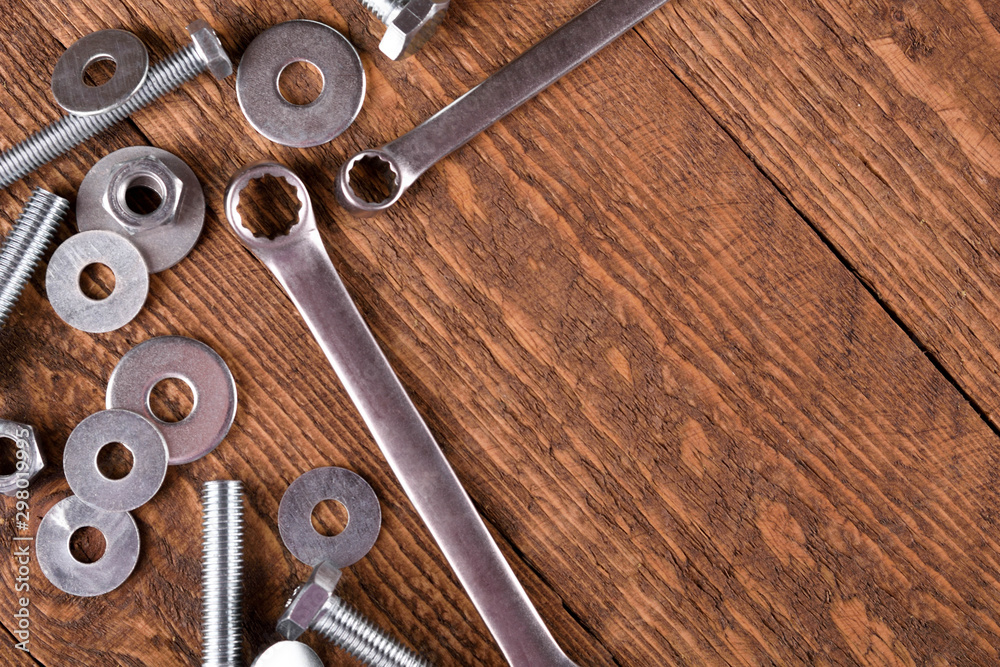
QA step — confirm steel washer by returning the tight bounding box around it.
[51,29,149,116]
[45,229,149,334]
[278,467,381,567]
[37,495,140,597]
[64,409,168,513]
[236,20,366,148]
[106,336,237,465]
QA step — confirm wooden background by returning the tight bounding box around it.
[2,0,1000,664]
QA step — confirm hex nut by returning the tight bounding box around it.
[276,561,343,640]
[187,19,234,80]
[380,0,450,60]
[0,420,43,497]
[102,155,185,235]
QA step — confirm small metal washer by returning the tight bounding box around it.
[77,146,206,273]
[106,336,237,465]
[37,495,140,597]
[278,467,381,568]
[45,230,149,334]
[237,20,365,148]
[64,409,168,512]
[51,29,149,116]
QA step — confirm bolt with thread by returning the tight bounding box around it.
[201,480,245,667]
[0,21,230,190]
[307,593,430,667]
[0,188,70,327]
[358,0,408,24]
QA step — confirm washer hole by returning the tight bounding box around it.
[278,60,325,106]
[311,499,349,537]
[69,526,107,563]
[123,174,165,216]
[149,377,195,423]
[83,56,117,87]
[0,437,19,476]
[79,263,116,301]
[348,155,399,205]
[96,442,134,480]
[237,175,302,239]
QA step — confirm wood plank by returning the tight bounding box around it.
[0,0,998,665]
[639,0,1000,425]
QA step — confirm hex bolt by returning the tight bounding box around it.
[357,0,451,60]
[0,188,70,327]
[201,480,245,667]
[278,561,430,667]
[0,20,232,191]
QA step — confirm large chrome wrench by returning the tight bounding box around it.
[225,163,578,667]
[336,0,669,216]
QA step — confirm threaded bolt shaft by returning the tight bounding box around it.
[201,480,245,667]
[0,188,69,327]
[357,0,408,25]
[312,595,430,667]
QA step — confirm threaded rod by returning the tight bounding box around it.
[0,188,70,327]
[201,480,245,667]
[313,595,430,667]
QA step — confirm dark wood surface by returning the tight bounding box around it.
[2,0,1000,664]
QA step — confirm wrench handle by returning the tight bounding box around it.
[263,235,578,667]
[384,0,669,185]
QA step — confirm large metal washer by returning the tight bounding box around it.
[236,20,365,148]
[37,495,140,597]
[64,409,168,512]
[45,230,149,333]
[77,146,205,273]
[51,29,149,116]
[278,467,381,567]
[106,336,237,465]
[251,641,324,667]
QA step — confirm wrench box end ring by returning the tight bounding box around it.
[336,150,405,217]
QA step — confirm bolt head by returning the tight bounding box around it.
[187,19,233,79]
[276,561,342,640]
[380,0,450,60]
[102,156,185,235]
[0,420,43,497]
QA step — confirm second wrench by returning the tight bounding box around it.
[336,0,669,216]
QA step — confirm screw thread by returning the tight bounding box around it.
[0,188,69,327]
[0,44,206,189]
[312,595,430,667]
[358,0,408,24]
[201,481,245,667]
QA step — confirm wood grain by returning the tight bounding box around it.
[0,0,998,665]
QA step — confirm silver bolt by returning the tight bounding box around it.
[0,20,232,191]
[279,561,430,667]
[358,0,451,60]
[0,188,70,327]
[201,480,245,667]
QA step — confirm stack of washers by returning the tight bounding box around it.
[37,336,237,596]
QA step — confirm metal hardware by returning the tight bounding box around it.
[0,20,232,191]
[63,409,168,512]
[0,419,44,497]
[336,0,668,216]
[359,0,450,60]
[45,229,150,333]
[37,495,140,597]
[236,21,365,148]
[106,336,237,465]
[278,560,429,667]
[278,467,381,568]
[51,29,149,116]
[251,641,323,667]
[201,480,245,667]
[224,163,577,667]
[77,146,205,272]
[0,189,70,328]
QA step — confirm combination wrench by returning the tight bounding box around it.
[225,162,578,667]
[336,0,670,216]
